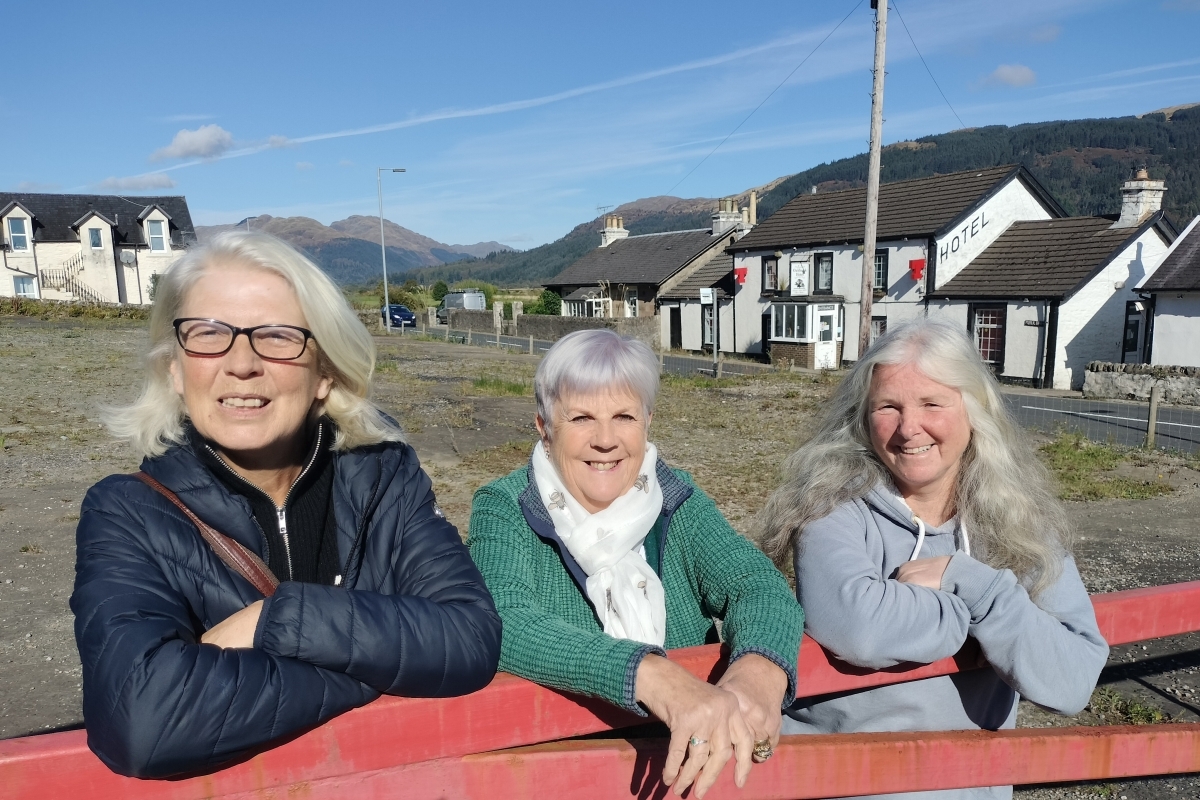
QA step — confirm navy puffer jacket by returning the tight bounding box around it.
[71,436,501,778]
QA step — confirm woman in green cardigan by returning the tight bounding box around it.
[468,329,804,799]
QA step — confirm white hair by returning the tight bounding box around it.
[535,329,659,439]
[759,318,1071,597]
[105,230,404,457]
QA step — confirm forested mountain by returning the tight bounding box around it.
[406,105,1200,288]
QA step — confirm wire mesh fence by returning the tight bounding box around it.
[386,325,1200,454]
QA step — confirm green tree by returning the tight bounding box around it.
[526,289,561,316]
[431,280,449,301]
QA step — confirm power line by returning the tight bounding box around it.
[889,0,966,130]
[665,0,865,197]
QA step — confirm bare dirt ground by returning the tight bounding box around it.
[0,317,1197,797]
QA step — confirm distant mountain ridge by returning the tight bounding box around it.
[194,214,513,285]
[404,105,1200,287]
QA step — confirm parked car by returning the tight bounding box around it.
[436,289,487,324]
[382,304,417,328]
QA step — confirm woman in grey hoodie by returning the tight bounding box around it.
[761,319,1108,800]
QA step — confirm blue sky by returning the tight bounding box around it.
[4,0,1199,248]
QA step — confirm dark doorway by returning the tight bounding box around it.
[760,313,772,361]
[669,306,682,350]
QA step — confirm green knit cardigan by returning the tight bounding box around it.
[467,460,804,714]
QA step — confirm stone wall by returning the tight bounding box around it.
[768,340,843,371]
[513,314,660,349]
[1083,361,1200,406]
[448,309,499,331]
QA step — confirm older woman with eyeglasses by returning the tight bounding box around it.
[467,329,804,800]
[71,231,501,778]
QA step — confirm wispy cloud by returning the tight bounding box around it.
[295,161,314,170]
[1028,24,1061,42]
[151,124,234,161]
[13,181,60,192]
[982,64,1037,87]
[95,173,177,191]
[1161,0,1200,10]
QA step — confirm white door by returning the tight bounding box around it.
[815,310,836,369]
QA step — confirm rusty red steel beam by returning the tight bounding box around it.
[1,580,1198,799]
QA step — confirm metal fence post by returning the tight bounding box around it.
[1146,382,1162,449]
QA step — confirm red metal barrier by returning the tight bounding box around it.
[1,581,1198,799]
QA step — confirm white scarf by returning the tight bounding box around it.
[531,441,667,646]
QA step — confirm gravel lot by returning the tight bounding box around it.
[0,316,1196,797]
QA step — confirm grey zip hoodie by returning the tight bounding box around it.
[782,483,1108,800]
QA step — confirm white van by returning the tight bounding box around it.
[437,289,487,324]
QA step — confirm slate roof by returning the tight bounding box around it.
[935,214,1171,299]
[660,252,733,300]
[0,193,196,248]
[731,166,1064,252]
[1141,216,1200,292]
[546,229,721,287]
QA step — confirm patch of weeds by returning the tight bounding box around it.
[1039,432,1173,501]
[1088,687,1169,725]
[460,439,537,477]
[62,331,81,339]
[444,402,476,428]
[661,373,746,391]
[19,544,43,554]
[376,359,399,374]
[469,375,531,396]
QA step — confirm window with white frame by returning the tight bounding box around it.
[565,300,585,317]
[814,252,833,293]
[770,303,807,341]
[8,218,29,251]
[702,303,715,346]
[624,287,638,318]
[147,219,167,251]
[13,276,36,298]
[89,228,103,249]
[873,249,888,291]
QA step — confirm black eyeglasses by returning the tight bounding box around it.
[173,318,314,360]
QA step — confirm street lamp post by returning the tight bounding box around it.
[376,167,406,333]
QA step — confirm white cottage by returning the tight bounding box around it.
[724,165,1065,368]
[1136,214,1200,367]
[929,171,1176,389]
[0,193,196,304]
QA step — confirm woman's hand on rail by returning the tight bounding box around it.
[895,556,953,590]
[635,654,753,798]
[716,653,788,750]
[201,600,264,649]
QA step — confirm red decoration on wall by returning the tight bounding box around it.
[909,259,926,281]
[733,266,747,285]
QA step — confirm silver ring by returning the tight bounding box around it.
[689,736,709,747]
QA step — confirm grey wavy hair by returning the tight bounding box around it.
[105,230,404,457]
[759,317,1071,597]
[535,328,659,440]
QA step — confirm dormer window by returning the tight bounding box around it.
[89,228,103,249]
[8,218,28,250]
[147,219,166,251]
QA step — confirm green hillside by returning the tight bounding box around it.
[399,107,1200,288]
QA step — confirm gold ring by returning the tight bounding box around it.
[752,739,773,763]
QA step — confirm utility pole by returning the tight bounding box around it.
[859,0,888,356]
[376,167,406,333]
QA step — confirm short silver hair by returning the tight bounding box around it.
[105,230,403,457]
[759,317,1071,597]
[534,329,659,438]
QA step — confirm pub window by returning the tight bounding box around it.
[873,249,888,291]
[970,304,1007,369]
[814,252,833,293]
[8,218,29,250]
[761,257,778,295]
[147,219,167,251]
[89,228,103,249]
[770,303,806,341]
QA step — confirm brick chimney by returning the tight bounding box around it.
[711,198,741,236]
[600,214,628,247]
[1110,168,1166,229]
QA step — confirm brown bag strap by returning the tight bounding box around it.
[133,471,280,597]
